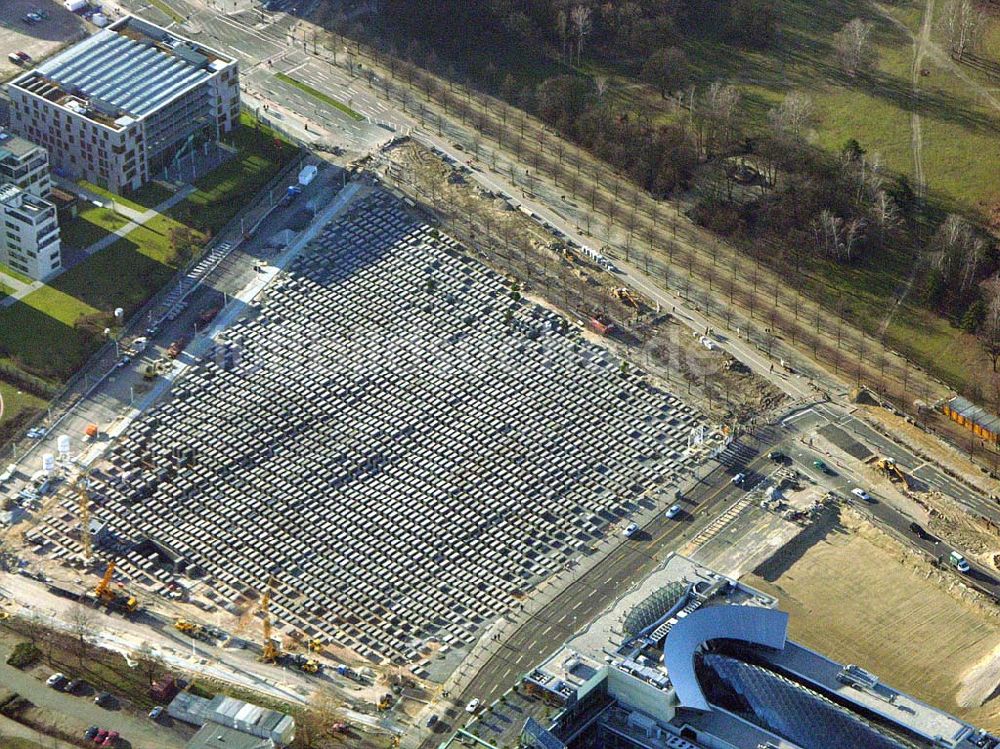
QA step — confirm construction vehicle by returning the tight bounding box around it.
[614,287,641,310]
[307,638,324,653]
[872,457,910,487]
[260,575,280,664]
[378,693,394,711]
[166,337,188,359]
[175,619,202,636]
[94,562,139,613]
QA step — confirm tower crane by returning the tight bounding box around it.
[74,470,92,565]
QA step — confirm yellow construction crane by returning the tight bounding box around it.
[74,470,92,565]
[260,575,280,664]
[94,561,139,613]
[94,561,116,603]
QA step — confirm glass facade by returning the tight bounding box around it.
[697,653,919,749]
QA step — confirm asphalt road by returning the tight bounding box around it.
[455,453,768,708]
[777,411,1000,597]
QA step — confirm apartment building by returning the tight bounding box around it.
[0,183,61,279]
[0,129,51,198]
[6,15,240,195]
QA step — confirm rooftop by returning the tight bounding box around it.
[185,723,276,749]
[11,15,234,124]
[0,129,43,160]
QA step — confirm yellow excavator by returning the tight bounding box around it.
[175,619,203,637]
[874,457,910,488]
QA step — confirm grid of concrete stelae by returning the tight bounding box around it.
[71,193,706,668]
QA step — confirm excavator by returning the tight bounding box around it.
[258,576,321,673]
[614,287,642,310]
[873,456,910,488]
[94,561,139,613]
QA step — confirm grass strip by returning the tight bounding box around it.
[274,72,365,121]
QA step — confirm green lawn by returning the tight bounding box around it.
[0,380,45,424]
[0,263,33,285]
[81,180,177,212]
[59,206,129,250]
[146,0,185,24]
[275,72,365,120]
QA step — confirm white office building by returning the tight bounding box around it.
[0,182,61,279]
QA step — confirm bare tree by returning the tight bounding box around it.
[942,0,986,57]
[67,604,97,666]
[570,6,593,65]
[594,75,609,101]
[871,190,900,240]
[556,9,570,64]
[767,91,815,141]
[135,642,163,686]
[980,277,1000,371]
[834,19,877,77]
[699,81,743,156]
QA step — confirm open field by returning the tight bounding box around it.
[745,507,1000,730]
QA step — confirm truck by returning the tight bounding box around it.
[298,164,318,186]
[279,185,302,207]
[64,0,88,11]
[166,337,188,359]
[949,551,971,573]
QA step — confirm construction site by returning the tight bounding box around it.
[6,187,717,687]
[370,139,785,425]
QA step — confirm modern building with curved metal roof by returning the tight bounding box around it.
[464,554,1000,749]
[662,603,789,711]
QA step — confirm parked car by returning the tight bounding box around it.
[622,522,639,538]
[664,504,682,519]
[84,726,99,740]
[149,706,164,720]
[851,487,871,502]
[812,459,831,474]
[46,672,67,689]
[950,550,971,573]
[93,729,108,744]
[102,730,120,747]
[94,691,112,707]
[66,678,86,693]
[767,451,785,462]
[426,713,439,728]
[731,472,746,486]
[465,698,481,713]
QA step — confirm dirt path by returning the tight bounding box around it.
[878,0,933,338]
[910,0,932,199]
[876,0,1000,114]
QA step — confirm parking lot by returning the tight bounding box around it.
[0,0,88,81]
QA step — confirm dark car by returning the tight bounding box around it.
[66,678,86,693]
[94,691,112,707]
[767,451,785,462]
[909,522,937,542]
[84,726,99,740]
